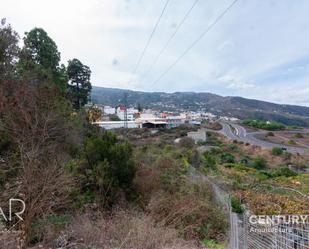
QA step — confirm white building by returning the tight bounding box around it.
[116,107,139,121]
[221,116,239,122]
[166,115,186,128]
[117,112,135,121]
[202,112,217,120]
[137,113,158,121]
[103,106,116,115]
[187,129,207,143]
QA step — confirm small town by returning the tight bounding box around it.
[91,103,227,129]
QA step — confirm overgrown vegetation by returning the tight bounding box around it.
[199,132,309,215]
[0,20,230,249]
[134,143,227,242]
[242,119,286,130]
[71,131,136,207]
[272,147,284,156]
[231,196,244,214]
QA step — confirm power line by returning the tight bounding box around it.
[149,0,239,88]
[129,0,171,83]
[140,0,199,82]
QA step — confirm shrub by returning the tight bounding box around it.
[224,163,253,172]
[164,144,173,152]
[220,153,235,163]
[272,166,297,177]
[294,133,304,139]
[226,143,238,152]
[29,215,72,244]
[203,239,225,249]
[240,155,251,166]
[231,196,244,214]
[196,140,207,146]
[74,131,136,206]
[203,152,217,169]
[206,133,223,146]
[272,147,283,156]
[255,170,273,181]
[288,139,296,145]
[251,156,267,170]
[209,146,223,154]
[267,132,275,136]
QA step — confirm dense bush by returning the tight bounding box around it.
[203,152,217,169]
[239,155,251,166]
[272,166,297,177]
[220,153,235,163]
[226,143,239,152]
[294,133,304,138]
[73,131,136,206]
[206,132,223,146]
[231,196,244,214]
[267,131,275,136]
[254,170,273,181]
[242,119,285,130]
[288,139,296,145]
[272,147,283,156]
[251,156,267,170]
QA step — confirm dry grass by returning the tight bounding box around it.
[148,187,227,241]
[26,209,203,249]
[135,150,227,243]
[0,230,22,249]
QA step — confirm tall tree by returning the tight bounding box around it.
[0,81,74,247]
[18,28,67,90]
[67,58,92,110]
[0,18,20,83]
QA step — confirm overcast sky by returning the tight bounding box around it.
[2,0,309,106]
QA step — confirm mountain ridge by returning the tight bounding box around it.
[91,86,309,127]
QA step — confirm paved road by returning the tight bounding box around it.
[218,122,308,155]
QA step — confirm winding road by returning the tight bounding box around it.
[218,121,308,155]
